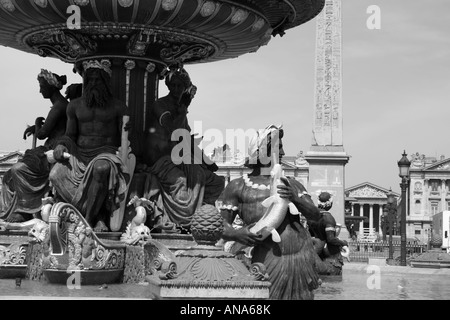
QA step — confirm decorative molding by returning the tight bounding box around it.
[0,243,27,266]
[160,43,215,64]
[47,202,125,271]
[127,30,156,56]
[25,30,98,62]
[349,185,387,198]
[411,152,425,169]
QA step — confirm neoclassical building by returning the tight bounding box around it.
[345,182,399,239]
[407,152,450,244]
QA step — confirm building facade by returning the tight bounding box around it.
[407,152,450,244]
[345,182,399,239]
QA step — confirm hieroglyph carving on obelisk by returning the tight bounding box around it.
[313,0,343,146]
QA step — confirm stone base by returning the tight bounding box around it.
[26,242,45,281]
[150,233,197,251]
[123,245,147,284]
[0,231,30,279]
[44,269,124,285]
[0,265,27,279]
[146,276,270,300]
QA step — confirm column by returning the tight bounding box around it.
[442,179,446,212]
[369,204,374,233]
[359,203,364,233]
[106,58,160,159]
[351,203,355,216]
[379,205,383,236]
[424,179,429,214]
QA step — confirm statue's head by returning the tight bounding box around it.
[245,124,284,169]
[37,69,67,99]
[165,67,194,100]
[317,191,333,211]
[81,60,113,109]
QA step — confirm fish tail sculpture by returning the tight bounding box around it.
[249,154,299,243]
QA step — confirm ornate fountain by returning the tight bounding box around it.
[0,0,325,294]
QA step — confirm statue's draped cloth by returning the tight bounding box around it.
[144,155,224,228]
[252,216,320,300]
[1,147,50,216]
[49,139,129,214]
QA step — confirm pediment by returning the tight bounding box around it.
[424,158,450,171]
[346,182,397,199]
[0,151,23,165]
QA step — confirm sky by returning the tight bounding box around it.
[0,0,449,194]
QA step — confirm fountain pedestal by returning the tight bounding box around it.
[145,204,270,299]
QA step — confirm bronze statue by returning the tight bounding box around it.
[220,125,321,300]
[49,60,130,231]
[0,69,68,223]
[309,191,350,275]
[141,67,224,232]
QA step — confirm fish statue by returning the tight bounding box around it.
[249,158,300,243]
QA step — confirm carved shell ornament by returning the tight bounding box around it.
[0,0,15,12]
[200,1,216,17]
[118,0,134,8]
[162,0,178,11]
[252,18,265,32]
[191,258,235,281]
[231,9,249,24]
[34,0,47,8]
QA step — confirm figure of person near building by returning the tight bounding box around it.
[220,125,321,300]
[309,191,349,275]
[0,69,68,223]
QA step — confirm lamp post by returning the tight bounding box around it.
[398,151,411,266]
[386,189,396,261]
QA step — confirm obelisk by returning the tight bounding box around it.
[306,0,350,239]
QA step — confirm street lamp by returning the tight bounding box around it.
[386,189,396,261]
[398,150,411,266]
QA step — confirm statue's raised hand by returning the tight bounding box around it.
[35,117,45,127]
[23,125,35,140]
[23,117,45,140]
[277,177,301,203]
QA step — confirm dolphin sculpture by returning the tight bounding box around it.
[248,156,300,243]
